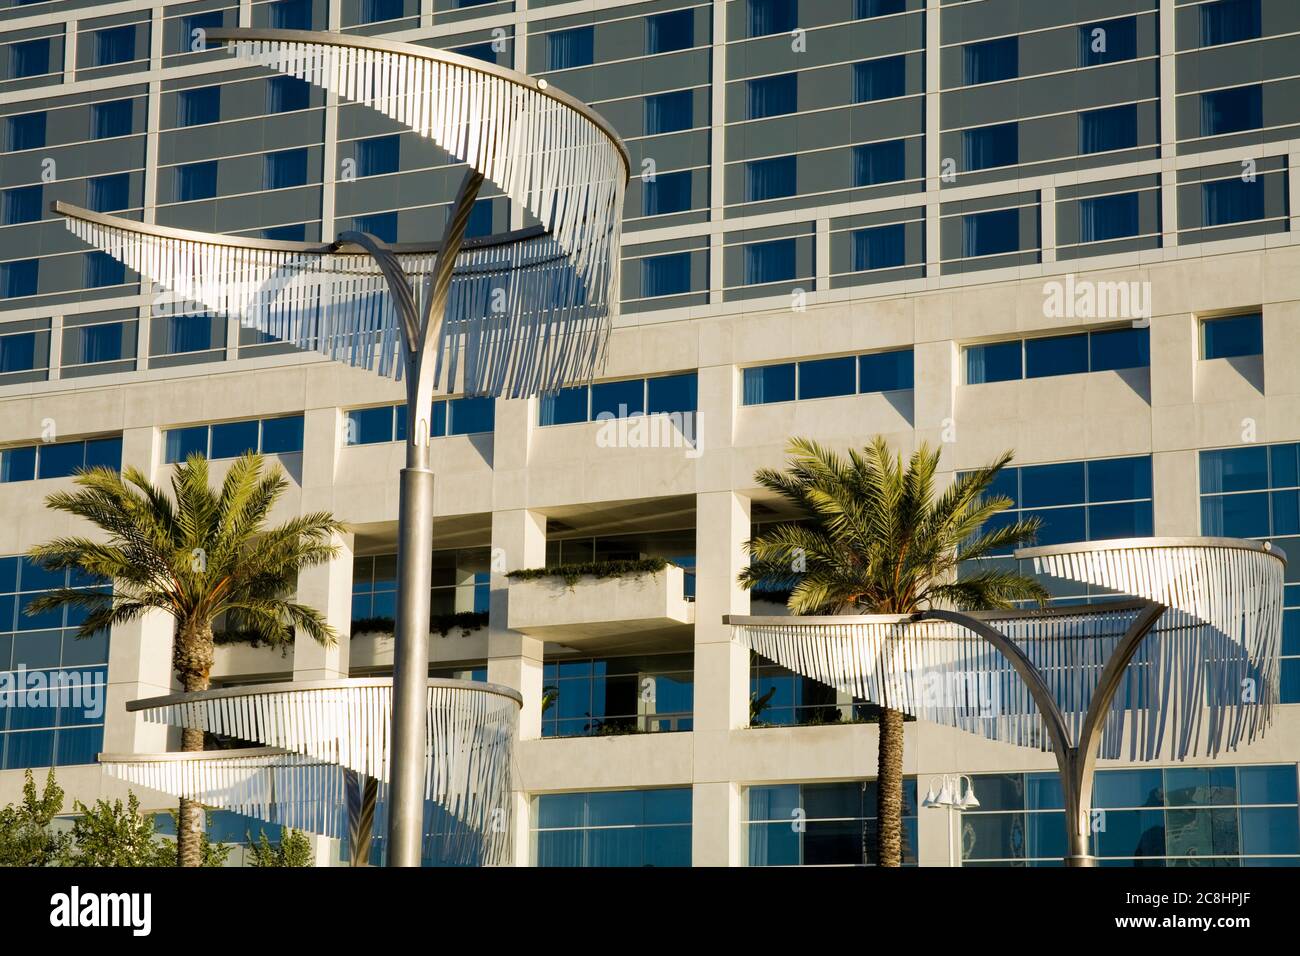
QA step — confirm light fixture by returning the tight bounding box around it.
[922,773,979,866]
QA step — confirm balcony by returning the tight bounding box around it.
[507,562,694,649]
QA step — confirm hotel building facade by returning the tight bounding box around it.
[1,0,1300,865]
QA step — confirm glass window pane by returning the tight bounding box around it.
[0,446,36,483]
[447,397,494,435]
[742,364,795,405]
[646,9,694,55]
[1094,769,1164,808]
[1088,456,1152,503]
[346,407,394,445]
[798,357,855,400]
[540,387,588,426]
[82,437,121,471]
[646,373,697,415]
[1087,501,1153,539]
[1240,807,1299,856]
[1021,462,1085,508]
[1096,809,1167,858]
[260,415,304,453]
[859,349,913,392]
[592,379,644,419]
[966,341,1022,384]
[1201,492,1270,538]
[209,420,260,459]
[37,442,86,479]
[1079,17,1138,66]
[1203,313,1263,359]
[1201,446,1269,493]
[1025,334,1088,378]
[164,426,208,464]
[1239,765,1299,805]
[1090,327,1150,371]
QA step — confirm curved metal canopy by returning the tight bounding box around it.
[55,28,630,399]
[110,678,520,865]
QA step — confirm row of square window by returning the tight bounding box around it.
[0,436,121,483]
[965,314,1259,385]
[538,373,698,426]
[163,415,304,464]
[741,349,913,405]
[343,398,496,445]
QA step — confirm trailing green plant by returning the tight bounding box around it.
[349,610,489,638]
[0,770,72,867]
[213,629,293,655]
[246,827,313,867]
[507,557,670,587]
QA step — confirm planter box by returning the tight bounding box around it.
[507,565,694,641]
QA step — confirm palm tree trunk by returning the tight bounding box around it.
[875,706,905,867]
[174,621,214,868]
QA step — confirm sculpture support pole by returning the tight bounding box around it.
[343,170,486,866]
[921,603,1166,867]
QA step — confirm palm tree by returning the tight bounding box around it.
[740,437,1048,867]
[26,452,345,866]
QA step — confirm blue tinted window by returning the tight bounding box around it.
[1202,178,1265,227]
[1025,334,1088,379]
[447,397,494,435]
[88,173,130,213]
[3,186,42,225]
[1079,104,1138,154]
[1090,498,1152,538]
[641,253,691,298]
[267,76,310,113]
[798,357,855,400]
[1079,192,1140,243]
[647,9,694,54]
[78,324,122,363]
[963,123,1018,171]
[1203,313,1262,359]
[746,155,796,201]
[748,74,797,119]
[856,0,905,17]
[465,200,494,239]
[92,100,133,138]
[748,0,797,37]
[353,212,397,243]
[165,427,207,463]
[852,224,905,271]
[0,260,38,299]
[742,364,795,405]
[1202,491,1269,537]
[5,112,45,152]
[1079,17,1138,65]
[854,55,906,102]
[1021,462,1086,508]
[346,406,395,445]
[177,86,220,126]
[82,437,120,472]
[1200,446,1268,493]
[592,379,644,418]
[643,171,691,215]
[1240,765,1299,805]
[967,341,1021,384]
[265,148,308,189]
[1090,327,1150,371]
[1201,0,1261,46]
[647,373,697,415]
[94,26,135,66]
[0,446,35,482]
[743,238,796,284]
[860,349,913,392]
[162,315,212,354]
[269,0,311,29]
[645,90,693,134]
[1089,456,1152,502]
[263,224,306,241]
[356,135,399,176]
[540,387,588,425]
[1201,85,1263,136]
[962,208,1020,257]
[260,415,304,453]
[429,401,448,438]
[360,0,403,22]
[0,332,37,372]
[853,139,905,186]
[209,420,259,459]
[182,12,223,50]
[176,161,218,201]
[548,27,593,70]
[963,37,1017,85]
[10,39,50,79]
[37,442,86,479]
[453,42,497,64]
[85,252,125,288]
[1271,445,1299,488]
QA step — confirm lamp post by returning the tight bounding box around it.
[921,773,980,867]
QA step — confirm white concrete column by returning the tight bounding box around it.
[691,490,750,866]
[103,425,176,756]
[487,508,546,740]
[292,530,354,681]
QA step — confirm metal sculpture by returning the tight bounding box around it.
[60,27,629,865]
[726,537,1285,865]
[100,677,521,865]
